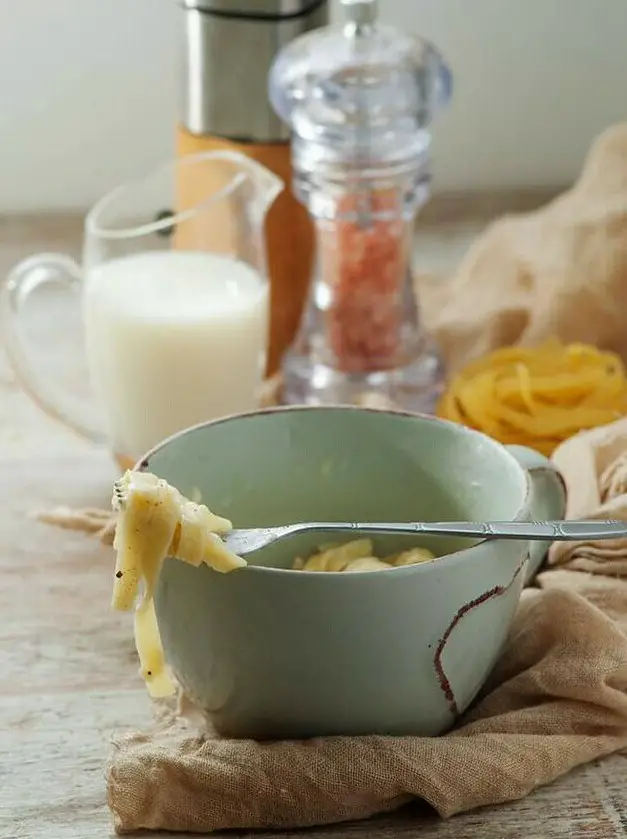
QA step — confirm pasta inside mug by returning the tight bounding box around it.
[292,540,436,572]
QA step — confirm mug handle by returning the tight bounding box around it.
[505,444,568,582]
[0,253,105,444]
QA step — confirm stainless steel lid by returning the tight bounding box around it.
[180,0,328,141]
[182,0,324,15]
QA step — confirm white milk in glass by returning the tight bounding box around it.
[83,250,268,459]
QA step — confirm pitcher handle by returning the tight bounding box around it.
[505,444,568,582]
[0,253,105,444]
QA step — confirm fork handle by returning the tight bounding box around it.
[293,520,627,542]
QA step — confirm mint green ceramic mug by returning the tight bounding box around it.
[142,407,566,740]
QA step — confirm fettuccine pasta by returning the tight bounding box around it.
[112,471,245,698]
[294,542,435,571]
[438,341,627,455]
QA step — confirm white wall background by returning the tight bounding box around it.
[1,0,626,212]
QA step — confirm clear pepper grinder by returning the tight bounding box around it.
[268,0,452,411]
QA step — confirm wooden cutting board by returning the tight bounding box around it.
[2,453,626,839]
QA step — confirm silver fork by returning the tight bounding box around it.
[221,519,627,557]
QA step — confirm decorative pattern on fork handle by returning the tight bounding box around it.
[222,519,627,557]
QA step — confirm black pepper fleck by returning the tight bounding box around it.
[147,671,152,676]
[153,210,175,238]
[116,571,123,578]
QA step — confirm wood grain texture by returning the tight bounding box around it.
[2,216,627,839]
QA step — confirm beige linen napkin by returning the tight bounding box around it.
[422,122,627,373]
[42,418,627,834]
[549,420,627,575]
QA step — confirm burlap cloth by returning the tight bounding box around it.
[43,123,627,832]
[421,122,627,373]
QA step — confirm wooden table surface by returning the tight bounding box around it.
[3,214,627,839]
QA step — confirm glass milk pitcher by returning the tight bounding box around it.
[0,151,283,469]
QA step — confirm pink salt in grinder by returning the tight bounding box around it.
[269,0,452,412]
